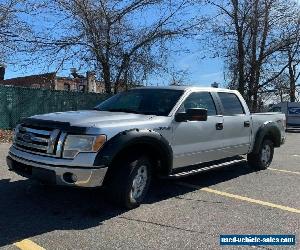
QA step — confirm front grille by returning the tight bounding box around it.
[14,125,61,156]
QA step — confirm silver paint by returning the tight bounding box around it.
[8,86,286,187]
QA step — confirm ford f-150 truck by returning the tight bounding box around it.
[7,87,286,208]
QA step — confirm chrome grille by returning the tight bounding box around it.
[14,125,61,155]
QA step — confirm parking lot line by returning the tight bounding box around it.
[176,182,300,214]
[269,168,300,175]
[14,239,45,250]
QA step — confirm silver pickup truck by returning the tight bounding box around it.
[7,87,286,208]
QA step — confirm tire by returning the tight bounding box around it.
[247,139,274,170]
[105,155,152,209]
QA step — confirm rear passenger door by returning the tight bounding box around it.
[217,92,251,156]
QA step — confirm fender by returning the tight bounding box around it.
[252,121,281,154]
[93,129,173,175]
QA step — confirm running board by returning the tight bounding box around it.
[166,158,247,179]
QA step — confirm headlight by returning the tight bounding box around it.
[63,134,106,158]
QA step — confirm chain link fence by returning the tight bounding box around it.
[0,85,110,129]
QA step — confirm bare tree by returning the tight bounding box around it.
[208,0,300,111]
[268,74,290,103]
[0,0,33,66]
[0,0,20,63]
[38,0,199,94]
[286,25,300,102]
[169,67,190,86]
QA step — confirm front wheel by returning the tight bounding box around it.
[247,139,274,170]
[106,155,152,209]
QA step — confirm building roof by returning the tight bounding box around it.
[0,72,57,86]
[0,72,56,82]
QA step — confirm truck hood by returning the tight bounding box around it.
[30,110,157,127]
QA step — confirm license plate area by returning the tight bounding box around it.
[7,157,32,177]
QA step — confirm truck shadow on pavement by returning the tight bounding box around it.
[0,161,256,247]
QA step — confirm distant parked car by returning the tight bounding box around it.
[269,102,300,129]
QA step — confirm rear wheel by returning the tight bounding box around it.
[106,155,152,209]
[247,139,274,170]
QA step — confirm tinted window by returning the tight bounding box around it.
[218,92,244,115]
[270,106,281,112]
[179,92,217,116]
[95,89,183,116]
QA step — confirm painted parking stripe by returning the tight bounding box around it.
[176,182,300,214]
[14,239,45,250]
[269,168,300,175]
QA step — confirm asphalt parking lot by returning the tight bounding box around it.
[0,132,299,250]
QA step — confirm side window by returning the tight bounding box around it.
[179,92,217,116]
[270,106,281,112]
[218,92,244,115]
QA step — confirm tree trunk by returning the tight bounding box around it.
[237,42,245,97]
[232,0,245,97]
[290,79,296,102]
[102,62,112,94]
[252,90,258,112]
[280,90,283,102]
[288,52,296,102]
[114,54,130,94]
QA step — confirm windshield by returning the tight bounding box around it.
[94,89,184,116]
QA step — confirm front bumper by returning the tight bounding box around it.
[7,147,108,188]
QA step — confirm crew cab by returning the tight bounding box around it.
[6,87,286,208]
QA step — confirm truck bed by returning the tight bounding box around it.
[250,112,286,147]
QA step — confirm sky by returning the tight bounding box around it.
[5,0,300,88]
[5,46,225,88]
[3,0,227,88]
[174,54,224,87]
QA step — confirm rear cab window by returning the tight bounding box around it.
[218,92,245,115]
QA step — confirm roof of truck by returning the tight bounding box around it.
[135,85,237,93]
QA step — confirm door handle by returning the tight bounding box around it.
[244,121,250,127]
[216,123,223,130]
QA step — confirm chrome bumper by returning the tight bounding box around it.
[7,147,108,188]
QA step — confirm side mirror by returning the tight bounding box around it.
[175,108,208,122]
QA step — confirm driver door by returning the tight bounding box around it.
[171,91,225,169]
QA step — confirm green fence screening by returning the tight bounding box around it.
[0,85,110,129]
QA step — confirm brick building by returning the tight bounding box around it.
[0,67,106,93]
